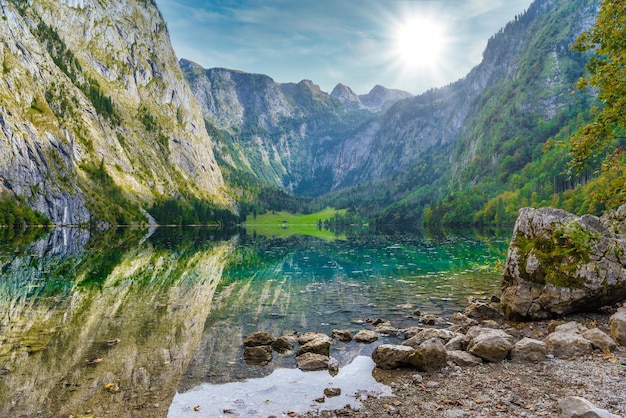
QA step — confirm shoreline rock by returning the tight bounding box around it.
[501,205,626,320]
[243,302,625,417]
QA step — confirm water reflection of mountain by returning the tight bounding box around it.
[0,227,509,416]
[0,227,236,417]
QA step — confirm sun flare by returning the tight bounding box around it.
[392,16,449,72]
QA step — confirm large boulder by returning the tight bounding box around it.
[407,338,448,372]
[466,327,515,362]
[372,344,414,369]
[501,206,626,320]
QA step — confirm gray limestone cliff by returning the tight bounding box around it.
[0,0,228,224]
[358,84,413,111]
[181,59,371,193]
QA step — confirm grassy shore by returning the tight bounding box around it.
[242,207,347,239]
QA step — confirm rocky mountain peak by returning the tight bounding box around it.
[298,79,321,92]
[359,85,413,110]
[179,58,204,73]
[330,83,363,110]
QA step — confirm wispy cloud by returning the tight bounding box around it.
[157,0,532,94]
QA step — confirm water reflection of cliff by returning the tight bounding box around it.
[0,227,236,417]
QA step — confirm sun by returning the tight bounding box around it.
[391,15,449,72]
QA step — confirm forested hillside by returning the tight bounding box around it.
[186,0,612,228]
[326,0,613,228]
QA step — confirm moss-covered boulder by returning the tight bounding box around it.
[501,206,626,320]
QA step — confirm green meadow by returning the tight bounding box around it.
[242,207,347,239]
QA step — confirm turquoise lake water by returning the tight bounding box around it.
[0,226,510,417]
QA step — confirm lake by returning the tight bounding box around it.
[0,226,510,417]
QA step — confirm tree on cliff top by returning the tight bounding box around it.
[570,0,625,210]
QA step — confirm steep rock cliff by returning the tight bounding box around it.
[331,0,600,191]
[0,0,228,224]
[182,60,371,193]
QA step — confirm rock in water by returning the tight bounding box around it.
[501,206,626,320]
[296,352,330,371]
[353,330,379,343]
[331,329,353,342]
[296,336,331,357]
[271,336,294,353]
[243,346,273,365]
[243,332,276,347]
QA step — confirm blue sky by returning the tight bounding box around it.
[156,0,533,95]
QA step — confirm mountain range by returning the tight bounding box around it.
[0,0,606,226]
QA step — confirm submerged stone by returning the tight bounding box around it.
[243,346,273,365]
[354,330,378,343]
[296,352,330,371]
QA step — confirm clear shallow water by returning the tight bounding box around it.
[169,356,392,417]
[0,226,510,417]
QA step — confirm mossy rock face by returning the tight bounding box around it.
[511,219,596,289]
[501,206,626,320]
